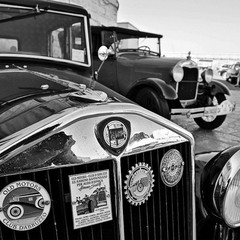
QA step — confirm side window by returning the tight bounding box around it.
[50,28,64,58]
[0,38,18,52]
[71,22,86,62]
[102,31,115,47]
[50,21,87,64]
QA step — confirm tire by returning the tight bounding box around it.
[194,93,227,130]
[134,88,170,119]
[88,199,96,213]
[7,204,24,220]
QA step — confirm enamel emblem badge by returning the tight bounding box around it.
[0,180,51,231]
[96,117,131,155]
[160,149,184,187]
[124,162,154,206]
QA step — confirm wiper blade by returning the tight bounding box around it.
[0,5,46,24]
[13,64,86,92]
[12,65,108,103]
[18,85,72,92]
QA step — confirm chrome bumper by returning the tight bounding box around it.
[171,100,236,118]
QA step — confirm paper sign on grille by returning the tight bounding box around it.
[69,170,112,229]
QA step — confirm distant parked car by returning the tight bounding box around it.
[218,64,232,79]
[225,62,240,84]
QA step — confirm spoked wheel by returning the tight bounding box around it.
[194,93,227,130]
[134,88,170,119]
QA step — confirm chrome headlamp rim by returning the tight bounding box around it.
[201,68,213,83]
[172,64,184,82]
[202,147,240,228]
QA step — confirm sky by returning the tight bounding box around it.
[117,0,240,58]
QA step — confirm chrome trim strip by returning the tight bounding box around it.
[0,54,91,67]
[0,103,193,156]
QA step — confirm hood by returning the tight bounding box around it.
[117,53,197,81]
[0,97,194,175]
[0,93,85,140]
[0,60,132,104]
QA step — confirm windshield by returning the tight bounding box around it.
[100,30,161,56]
[0,4,91,66]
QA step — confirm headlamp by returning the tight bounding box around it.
[202,148,240,228]
[172,65,184,82]
[201,68,213,83]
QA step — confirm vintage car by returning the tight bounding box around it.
[225,62,240,84]
[91,26,235,130]
[76,187,107,215]
[0,0,240,240]
[218,63,232,79]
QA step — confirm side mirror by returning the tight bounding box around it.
[94,46,109,82]
[98,46,109,61]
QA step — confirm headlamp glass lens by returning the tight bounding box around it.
[224,169,240,227]
[172,65,184,82]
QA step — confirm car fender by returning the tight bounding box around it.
[209,79,231,95]
[126,77,177,100]
[195,151,220,209]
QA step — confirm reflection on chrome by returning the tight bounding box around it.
[126,128,187,155]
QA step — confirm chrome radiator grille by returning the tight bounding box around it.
[177,67,199,101]
[0,160,118,240]
[0,142,193,240]
[121,142,193,240]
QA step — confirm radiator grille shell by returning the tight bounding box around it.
[177,67,199,101]
[0,142,193,240]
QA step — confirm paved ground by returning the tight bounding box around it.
[172,79,240,154]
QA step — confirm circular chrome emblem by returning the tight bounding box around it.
[103,120,128,149]
[160,149,184,187]
[0,180,51,231]
[124,162,154,206]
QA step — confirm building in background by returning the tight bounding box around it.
[55,0,119,26]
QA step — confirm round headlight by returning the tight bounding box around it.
[172,65,184,82]
[202,148,240,228]
[201,68,213,83]
[223,168,240,227]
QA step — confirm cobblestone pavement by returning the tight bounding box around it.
[172,80,240,154]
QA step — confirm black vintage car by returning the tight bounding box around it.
[225,62,240,84]
[92,26,235,130]
[0,1,240,240]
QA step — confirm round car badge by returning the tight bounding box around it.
[96,117,131,156]
[103,120,128,148]
[160,149,184,187]
[0,180,51,231]
[124,162,154,206]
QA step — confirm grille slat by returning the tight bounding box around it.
[178,67,199,101]
[0,160,118,240]
[121,142,193,240]
[0,142,193,240]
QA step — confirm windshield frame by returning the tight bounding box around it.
[0,3,92,68]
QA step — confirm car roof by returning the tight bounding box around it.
[91,25,163,39]
[0,0,89,16]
